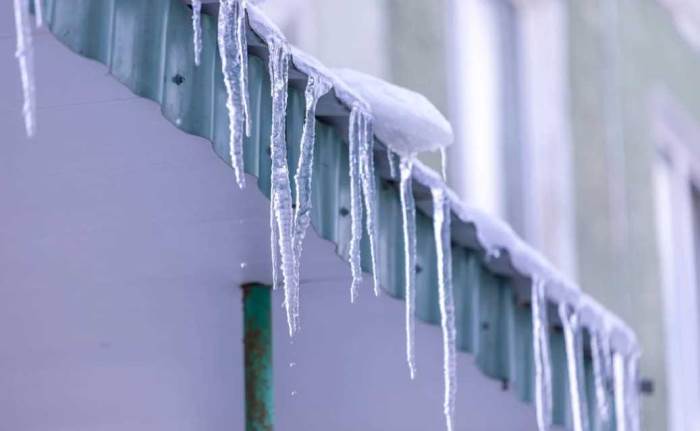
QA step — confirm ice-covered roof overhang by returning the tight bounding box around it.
[32,0,639,429]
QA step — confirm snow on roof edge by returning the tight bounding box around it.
[411,159,638,354]
[245,3,639,356]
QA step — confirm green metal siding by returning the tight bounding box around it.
[38,0,612,428]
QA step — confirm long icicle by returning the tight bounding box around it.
[237,0,251,137]
[217,0,249,188]
[591,329,612,427]
[432,187,457,431]
[613,351,628,431]
[13,0,36,137]
[270,193,280,290]
[531,278,553,431]
[358,109,380,295]
[400,155,417,379]
[559,303,588,431]
[267,38,296,336]
[291,73,331,326]
[348,105,364,303]
[191,0,203,66]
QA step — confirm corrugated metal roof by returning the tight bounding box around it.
[38,0,633,428]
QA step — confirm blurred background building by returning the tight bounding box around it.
[257,1,700,430]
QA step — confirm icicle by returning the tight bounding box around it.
[531,278,553,431]
[400,156,417,379]
[13,0,36,137]
[559,303,588,431]
[591,329,612,426]
[432,187,457,431]
[347,106,364,303]
[440,147,448,181]
[357,108,380,296]
[217,0,250,188]
[292,73,331,301]
[270,194,280,290]
[33,0,43,28]
[237,0,251,137]
[191,0,203,66]
[626,352,641,431]
[267,38,296,335]
[612,350,642,431]
[387,147,397,179]
[613,351,628,431]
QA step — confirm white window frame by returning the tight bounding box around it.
[651,90,700,431]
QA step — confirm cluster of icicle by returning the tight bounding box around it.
[392,152,458,431]
[212,1,381,338]
[7,0,642,430]
[531,279,641,431]
[207,3,641,431]
[13,0,43,138]
[216,0,251,189]
[210,2,453,426]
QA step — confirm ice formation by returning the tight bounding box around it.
[590,329,612,426]
[270,199,280,290]
[400,156,418,379]
[191,0,203,66]
[440,147,448,181]
[347,105,365,303]
[559,303,588,431]
[335,69,453,156]
[387,147,398,179]
[292,73,331,304]
[613,351,628,431]
[13,0,36,138]
[356,107,380,295]
[218,0,251,188]
[9,0,645,429]
[217,4,644,428]
[531,278,553,431]
[613,351,641,431]
[432,187,457,431]
[266,37,297,336]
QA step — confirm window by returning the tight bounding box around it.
[652,91,700,431]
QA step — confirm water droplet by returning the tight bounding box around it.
[175,118,182,126]
[291,390,297,397]
[289,362,296,368]
[240,262,247,269]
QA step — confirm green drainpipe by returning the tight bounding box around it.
[242,283,273,431]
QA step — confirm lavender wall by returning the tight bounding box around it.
[0,8,550,430]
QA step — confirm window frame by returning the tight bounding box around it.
[651,90,700,431]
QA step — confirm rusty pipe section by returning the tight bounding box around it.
[242,283,273,431]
